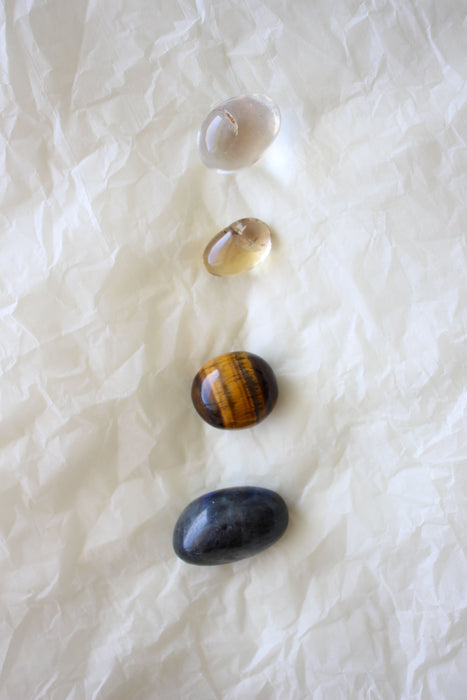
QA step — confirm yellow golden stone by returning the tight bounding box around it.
[203,218,272,276]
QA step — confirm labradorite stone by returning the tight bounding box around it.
[173,486,289,565]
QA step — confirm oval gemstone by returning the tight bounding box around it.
[173,486,289,565]
[191,351,278,429]
[203,218,271,276]
[197,94,281,172]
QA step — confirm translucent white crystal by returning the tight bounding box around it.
[198,94,281,172]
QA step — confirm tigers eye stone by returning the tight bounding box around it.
[203,218,271,276]
[191,351,278,429]
[197,94,281,172]
[173,486,289,565]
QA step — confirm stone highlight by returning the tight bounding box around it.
[191,351,278,429]
[173,486,289,565]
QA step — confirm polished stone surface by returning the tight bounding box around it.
[203,218,272,276]
[197,94,281,172]
[173,486,289,565]
[191,351,278,429]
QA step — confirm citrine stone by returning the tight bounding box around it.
[191,351,278,429]
[173,486,289,565]
[197,94,281,172]
[203,218,271,276]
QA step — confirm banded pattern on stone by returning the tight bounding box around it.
[191,351,278,429]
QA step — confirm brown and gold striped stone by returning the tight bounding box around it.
[191,351,278,429]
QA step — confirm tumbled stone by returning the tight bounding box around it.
[197,94,281,172]
[191,351,278,429]
[203,218,271,276]
[173,486,289,565]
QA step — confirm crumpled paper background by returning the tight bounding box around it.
[1,0,467,698]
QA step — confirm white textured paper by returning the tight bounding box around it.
[1,1,467,698]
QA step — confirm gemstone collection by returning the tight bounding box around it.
[173,95,287,566]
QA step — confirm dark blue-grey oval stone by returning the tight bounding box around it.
[173,486,288,565]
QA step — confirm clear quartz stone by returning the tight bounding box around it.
[197,94,281,172]
[203,218,272,276]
